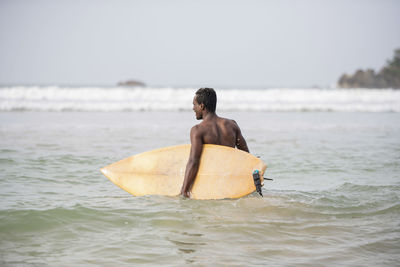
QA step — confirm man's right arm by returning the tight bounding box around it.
[233,120,249,153]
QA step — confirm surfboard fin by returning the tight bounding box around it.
[252,170,263,197]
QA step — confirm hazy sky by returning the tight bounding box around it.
[0,0,399,88]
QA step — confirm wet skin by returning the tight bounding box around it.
[180,97,249,198]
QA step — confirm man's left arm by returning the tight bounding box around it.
[180,126,203,198]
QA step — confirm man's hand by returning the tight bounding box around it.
[180,189,190,198]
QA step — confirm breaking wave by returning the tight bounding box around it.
[1,86,399,112]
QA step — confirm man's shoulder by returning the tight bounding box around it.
[190,123,206,141]
[219,117,239,127]
[191,124,200,130]
[190,123,205,134]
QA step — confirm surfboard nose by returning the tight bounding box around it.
[100,167,114,182]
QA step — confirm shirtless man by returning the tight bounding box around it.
[180,88,249,198]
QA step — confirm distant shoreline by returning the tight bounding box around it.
[337,49,400,89]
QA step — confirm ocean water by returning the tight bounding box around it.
[0,87,400,266]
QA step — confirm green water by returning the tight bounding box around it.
[0,112,399,266]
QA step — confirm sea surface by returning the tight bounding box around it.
[0,86,400,266]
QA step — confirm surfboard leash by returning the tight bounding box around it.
[252,170,273,197]
[252,170,263,196]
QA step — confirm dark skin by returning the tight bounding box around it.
[180,96,249,198]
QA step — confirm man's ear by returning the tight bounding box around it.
[199,103,205,110]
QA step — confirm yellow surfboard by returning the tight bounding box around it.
[100,144,267,199]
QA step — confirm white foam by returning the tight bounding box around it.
[0,86,399,112]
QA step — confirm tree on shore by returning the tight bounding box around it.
[338,49,400,89]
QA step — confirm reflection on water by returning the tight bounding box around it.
[168,232,205,254]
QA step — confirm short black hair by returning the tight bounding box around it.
[195,88,217,113]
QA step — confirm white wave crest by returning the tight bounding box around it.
[0,86,399,112]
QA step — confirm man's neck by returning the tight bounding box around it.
[202,111,217,121]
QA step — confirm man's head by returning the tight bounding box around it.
[193,88,217,120]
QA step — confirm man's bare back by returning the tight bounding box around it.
[180,88,249,198]
[193,115,249,151]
